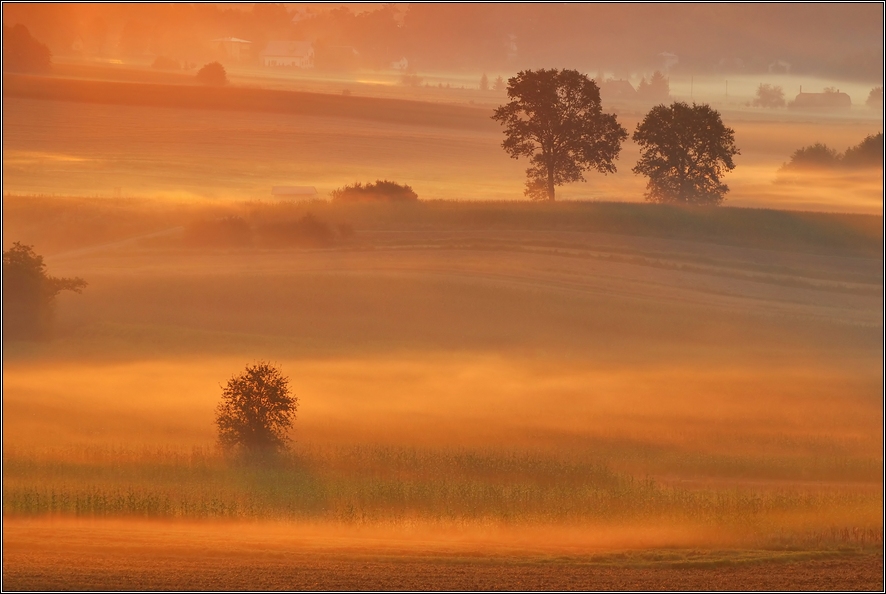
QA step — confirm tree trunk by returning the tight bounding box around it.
[547,165,555,201]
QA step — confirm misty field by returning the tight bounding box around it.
[3,194,883,589]
[3,82,883,211]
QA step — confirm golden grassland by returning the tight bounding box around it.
[2,79,883,585]
[4,198,882,566]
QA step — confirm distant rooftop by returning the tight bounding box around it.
[262,41,313,58]
[271,186,318,196]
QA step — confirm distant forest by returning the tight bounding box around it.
[2,3,882,80]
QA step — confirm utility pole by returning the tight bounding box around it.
[690,75,694,99]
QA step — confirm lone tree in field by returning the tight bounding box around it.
[3,242,86,340]
[752,83,785,108]
[492,69,628,201]
[216,362,298,455]
[196,61,227,86]
[632,102,740,205]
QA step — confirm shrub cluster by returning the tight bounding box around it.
[331,180,418,203]
[196,61,227,86]
[782,133,883,171]
[182,213,351,248]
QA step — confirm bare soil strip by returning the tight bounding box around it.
[3,525,882,592]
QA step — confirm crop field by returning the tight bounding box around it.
[3,192,883,589]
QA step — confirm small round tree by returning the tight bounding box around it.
[216,362,298,455]
[196,61,227,86]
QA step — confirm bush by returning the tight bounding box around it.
[256,213,335,247]
[331,180,418,203]
[841,133,883,169]
[152,56,180,70]
[782,143,841,170]
[782,134,883,171]
[400,73,423,87]
[183,216,252,247]
[865,86,883,110]
[752,83,785,108]
[196,61,227,86]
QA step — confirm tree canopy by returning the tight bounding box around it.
[216,362,298,455]
[196,61,227,86]
[3,242,86,339]
[752,84,785,108]
[632,102,740,205]
[492,69,627,201]
[3,24,51,73]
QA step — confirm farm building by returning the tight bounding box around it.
[212,37,252,62]
[788,90,851,111]
[261,41,314,68]
[599,79,637,102]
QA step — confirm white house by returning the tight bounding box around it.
[261,41,314,68]
[390,57,408,70]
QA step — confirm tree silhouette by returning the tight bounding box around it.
[492,69,627,201]
[3,242,86,339]
[479,72,489,91]
[866,86,883,110]
[637,71,669,102]
[632,102,739,205]
[3,24,51,73]
[196,61,227,86]
[216,362,298,455]
[752,84,785,108]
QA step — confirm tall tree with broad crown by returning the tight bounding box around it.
[492,69,627,201]
[632,102,740,205]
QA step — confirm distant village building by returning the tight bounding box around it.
[600,79,637,102]
[788,90,851,111]
[271,186,318,199]
[390,57,409,70]
[213,37,252,62]
[261,41,314,68]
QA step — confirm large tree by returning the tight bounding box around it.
[492,69,627,201]
[3,24,52,73]
[632,102,740,205]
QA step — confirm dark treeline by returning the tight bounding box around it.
[2,4,882,80]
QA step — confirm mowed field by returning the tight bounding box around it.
[2,74,883,211]
[3,194,884,589]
